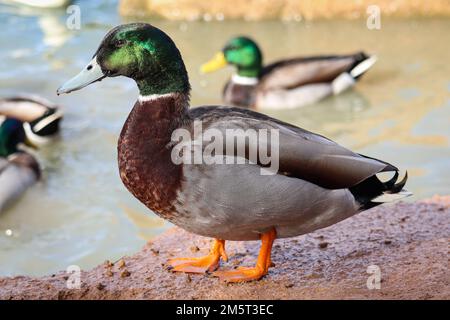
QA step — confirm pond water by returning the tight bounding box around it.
[0,0,448,277]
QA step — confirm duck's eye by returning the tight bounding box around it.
[226,45,239,51]
[115,40,126,48]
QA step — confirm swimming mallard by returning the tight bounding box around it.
[0,117,40,213]
[201,36,377,109]
[58,23,410,283]
[0,95,63,145]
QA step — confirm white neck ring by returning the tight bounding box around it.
[138,93,177,103]
[231,74,259,86]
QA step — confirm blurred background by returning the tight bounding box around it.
[0,0,449,277]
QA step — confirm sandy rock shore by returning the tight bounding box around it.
[118,0,450,21]
[0,196,449,300]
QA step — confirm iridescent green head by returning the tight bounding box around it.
[0,118,26,157]
[58,23,190,96]
[201,36,263,78]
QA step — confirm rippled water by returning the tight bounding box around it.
[0,1,448,277]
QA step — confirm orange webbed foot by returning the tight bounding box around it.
[167,239,227,274]
[213,228,276,283]
[168,256,219,273]
[213,266,267,282]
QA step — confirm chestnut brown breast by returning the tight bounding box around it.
[117,94,187,220]
[223,81,256,108]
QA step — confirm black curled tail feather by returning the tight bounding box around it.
[383,170,398,190]
[389,171,408,194]
[349,170,409,210]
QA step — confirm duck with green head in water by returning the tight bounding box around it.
[0,117,40,213]
[58,23,409,283]
[201,36,377,109]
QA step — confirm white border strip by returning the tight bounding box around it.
[138,93,177,103]
[231,74,259,86]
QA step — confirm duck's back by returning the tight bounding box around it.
[258,53,368,91]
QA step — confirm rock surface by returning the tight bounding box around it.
[0,196,449,300]
[118,0,450,21]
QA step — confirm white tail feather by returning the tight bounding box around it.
[371,190,413,203]
[332,72,355,94]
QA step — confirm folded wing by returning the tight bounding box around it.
[187,106,397,190]
[259,53,368,91]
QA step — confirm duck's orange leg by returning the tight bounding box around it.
[213,228,276,283]
[167,239,227,274]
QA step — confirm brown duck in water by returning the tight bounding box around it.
[58,23,410,283]
[201,36,377,109]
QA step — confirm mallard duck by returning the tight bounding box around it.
[0,95,63,146]
[58,23,410,283]
[0,117,40,213]
[201,36,377,109]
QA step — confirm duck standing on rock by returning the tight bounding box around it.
[201,36,377,109]
[0,117,40,213]
[58,23,410,283]
[0,95,63,146]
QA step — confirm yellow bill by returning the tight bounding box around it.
[200,52,227,74]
